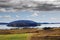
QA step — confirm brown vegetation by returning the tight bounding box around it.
[0,28,38,34]
[29,28,60,40]
[0,28,60,40]
[30,36,60,40]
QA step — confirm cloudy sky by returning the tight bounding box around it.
[0,0,60,29]
[0,0,60,23]
[0,11,60,23]
[0,0,59,12]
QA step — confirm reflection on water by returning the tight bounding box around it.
[39,24,60,28]
[0,24,60,29]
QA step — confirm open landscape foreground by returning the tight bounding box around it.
[0,28,60,40]
[0,34,29,40]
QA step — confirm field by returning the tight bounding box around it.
[0,33,29,40]
[30,28,60,40]
[0,28,60,40]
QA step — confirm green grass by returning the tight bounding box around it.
[0,33,29,40]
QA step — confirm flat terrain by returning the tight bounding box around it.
[0,33,29,40]
[0,28,60,40]
[30,28,60,40]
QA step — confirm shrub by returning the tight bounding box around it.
[43,27,53,30]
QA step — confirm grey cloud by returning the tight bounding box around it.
[0,0,60,12]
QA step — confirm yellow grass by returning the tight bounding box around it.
[0,33,29,40]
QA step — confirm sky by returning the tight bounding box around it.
[0,0,60,12]
[0,0,60,23]
[0,0,60,29]
[0,11,60,23]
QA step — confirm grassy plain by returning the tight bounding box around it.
[0,33,29,40]
[0,28,60,40]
